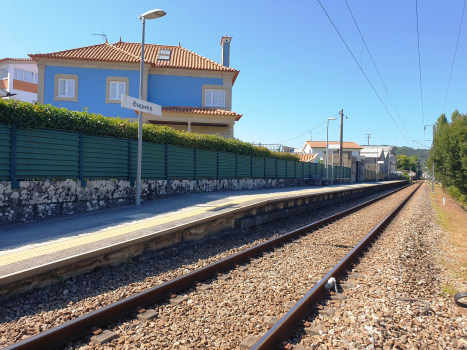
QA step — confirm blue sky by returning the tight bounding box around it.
[2,0,466,149]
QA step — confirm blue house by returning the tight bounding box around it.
[30,37,241,138]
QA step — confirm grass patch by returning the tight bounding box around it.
[431,184,467,286]
[441,283,459,297]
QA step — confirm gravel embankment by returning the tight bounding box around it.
[0,185,408,349]
[290,183,467,349]
[65,186,412,349]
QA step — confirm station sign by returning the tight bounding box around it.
[121,95,161,117]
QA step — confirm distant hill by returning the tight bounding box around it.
[394,146,430,170]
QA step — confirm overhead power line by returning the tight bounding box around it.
[442,0,467,113]
[415,0,425,126]
[412,139,430,148]
[317,0,411,147]
[343,0,414,144]
[277,113,338,144]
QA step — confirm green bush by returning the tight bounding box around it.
[0,99,299,161]
[446,186,467,205]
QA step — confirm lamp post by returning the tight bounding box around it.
[325,117,337,181]
[136,9,166,206]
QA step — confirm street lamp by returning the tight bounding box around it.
[325,117,337,182]
[136,9,166,206]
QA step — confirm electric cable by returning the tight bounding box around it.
[442,0,466,113]
[317,0,412,147]
[343,0,414,145]
[415,0,425,126]
[277,113,338,144]
[412,139,430,148]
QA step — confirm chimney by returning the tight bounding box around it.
[220,35,232,67]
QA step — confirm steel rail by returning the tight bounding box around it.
[4,182,411,350]
[454,292,467,308]
[251,181,422,350]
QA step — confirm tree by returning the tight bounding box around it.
[429,110,467,199]
[396,154,418,171]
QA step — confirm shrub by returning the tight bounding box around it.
[0,99,299,161]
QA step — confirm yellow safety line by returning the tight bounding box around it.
[0,184,375,267]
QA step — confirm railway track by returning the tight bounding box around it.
[3,182,419,350]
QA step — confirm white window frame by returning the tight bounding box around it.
[105,76,129,104]
[202,84,231,110]
[109,81,126,100]
[158,49,171,60]
[54,74,78,102]
[13,67,37,84]
[204,89,226,107]
[0,67,8,80]
[58,78,75,98]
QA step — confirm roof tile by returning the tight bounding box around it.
[29,42,238,74]
[162,106,242,120]
[0,58,34,63]
[305,141,363,149]
[298,153,318,162]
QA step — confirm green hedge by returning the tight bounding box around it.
[0,99,299,161]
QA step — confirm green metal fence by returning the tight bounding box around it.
[0,122,356,188]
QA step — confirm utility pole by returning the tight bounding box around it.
[365,134,371,146]
[424,124,435,193]
[339,109,344,168]
[432,125,435,193]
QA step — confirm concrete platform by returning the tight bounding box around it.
[0,181,405,298]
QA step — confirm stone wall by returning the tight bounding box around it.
[0,178,327,226]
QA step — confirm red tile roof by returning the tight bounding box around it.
[298,153,318,162]
[0,58,34,63]
[305,141,363,149]
[29,42,239,84]
[162,107,242,121]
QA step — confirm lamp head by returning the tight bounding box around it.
[140,9,166,20]
[328,117,338,121]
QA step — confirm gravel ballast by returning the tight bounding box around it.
[0,185,412,349]
[291,183,467,349]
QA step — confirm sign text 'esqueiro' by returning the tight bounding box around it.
[133,100,153,112]
[121,94,162,117]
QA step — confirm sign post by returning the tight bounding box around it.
[121,95,162,205]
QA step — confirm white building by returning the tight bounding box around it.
[0,58,38,103]
[296,141,363,163]
[360,145,396,174]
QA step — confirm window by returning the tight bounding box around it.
[109,81,125,100]
[13,67,38,83]
[14,68,23,81]
[105,76,129,104]
[158,49,171,61]
[205,89,225,107]
[54,73,78,102]
[58,79,75,97]
[0,67,8,79]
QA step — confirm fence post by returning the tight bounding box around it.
[275,158,277,179]
[217,151,220,180]
[165,143,170,185]
[79,132,86,187]
[235,153,238,179]
[194,148,197,182]
[251,156,253,179]
[10,123,18,190]
[128,138,134,186]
